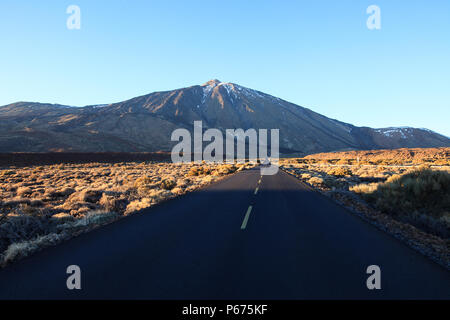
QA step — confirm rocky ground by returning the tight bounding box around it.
[280,158,450,270]
[0,161,255,266]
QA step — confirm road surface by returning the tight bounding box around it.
[0,167,449,299]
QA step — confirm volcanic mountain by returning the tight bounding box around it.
[0,79,448,154]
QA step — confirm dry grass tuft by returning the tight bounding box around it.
[2,233,64,266]
[326,167,352,177]
[350,183,380,194]
[308,176,325,186]
[160,179,176,190]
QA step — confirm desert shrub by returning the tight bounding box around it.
[79,210,119,226]
[197,175,215,184]
[1,233,65,266]
[214,164,236,175]
[301,173,312,179]
[187,167,200,176]
[44,187,75,199]
[404,212,449,238]
[170,187,184,195]
[18,203,40,215]
[324,176,349,190]
[372,169,449,216]
[308,177,324,186]
[0,211,112,260]
[326,167,352,177]
[2,198,31,207]
[54,210,119,231]
[148,189,172,201]
[51,213,75,222]
[67,189,103,203]
[0,215,57,254]
[60,187,76,196]
[125,198,153,215]
[385,174,401,183]
[0,170,16,176]
[160,178,176,190]
[99,194,129,212]
[176,178,190,188]
[134,176,160,195]
[336,159,350,165]
[16,187,32,197]
[134,176,153,188]
[187,166,212,176]
[350,183,380,194]
[360,169,450,237]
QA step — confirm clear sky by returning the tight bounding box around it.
[1,1,449,136]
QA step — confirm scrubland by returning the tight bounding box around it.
[0,161,253,266]
[281,149,450,268]
[303,147,450,166]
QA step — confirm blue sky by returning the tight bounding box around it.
[1,0,449,136]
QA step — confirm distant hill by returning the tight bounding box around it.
[0,79,449,154]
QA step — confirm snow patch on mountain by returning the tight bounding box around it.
[91,104,109,109]
[201,80,266,104]
[375,127,415,139]
[201,83,216,104]
[219,83,238,103]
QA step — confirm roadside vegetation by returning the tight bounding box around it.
[0,161,254,266]
[281,159,450,238]
[302,147,450,166]
[352,169,450,237]
[280,148,450,268]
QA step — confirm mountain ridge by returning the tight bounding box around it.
[0,80,449,154]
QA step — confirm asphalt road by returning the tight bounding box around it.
[0,167,449,299]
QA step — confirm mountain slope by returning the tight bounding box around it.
[0,80,448,154]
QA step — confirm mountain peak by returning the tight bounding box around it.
[202,79,222,86]
[1,80,449,153]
